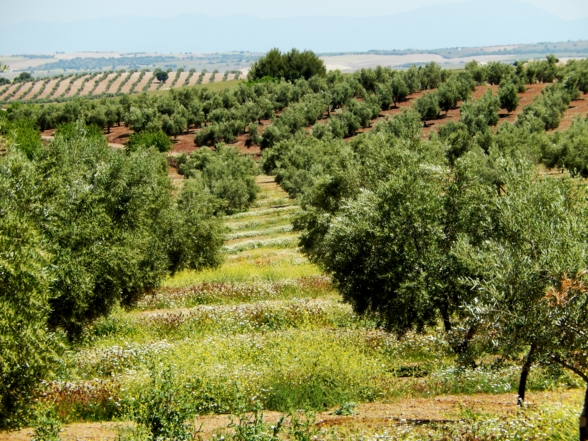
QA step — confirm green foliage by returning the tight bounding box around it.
[5,118,43,159]
[178,145,259,214]
[550,116,588,176]
[31,406,63,441]
[419,62,443,89]
[0,153,62,429]
[437,121,475,164]
[516,83,571,132]
[498,79,520,113]
[437,80,460,113]
[453,160,588,396]
[126,130,172,153]
[460,89,500,134]
[126,366,193,441]
[13,72,33,83]
[485,61,515,85]
[154,69,169,83]
[413,91,440,124]
[248,48,326,82]
[165,178,226,273]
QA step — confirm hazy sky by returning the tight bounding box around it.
[2,0,588,24]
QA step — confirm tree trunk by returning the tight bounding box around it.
[454,326,477,369]
[517,343,536,406]
[581,386,588,441]
[549,356,588,441]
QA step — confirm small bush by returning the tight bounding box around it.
[126,130,172,153]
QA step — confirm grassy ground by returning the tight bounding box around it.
[2,175,585,440]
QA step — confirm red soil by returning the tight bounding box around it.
[353,83,587,139]
[39,83,588,172]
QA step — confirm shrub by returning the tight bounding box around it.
[126,130,172,153]
[125,367,192,441]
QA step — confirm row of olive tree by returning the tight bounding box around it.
[261,98,588,438]
[0,115,225,428]
[8,56,586,152]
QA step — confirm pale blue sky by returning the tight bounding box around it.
[2,0,588,24]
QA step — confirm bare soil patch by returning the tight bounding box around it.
[64,75,89,98]
[37,78,61,99]
[119,72,141,94]
[92,73,118,95]
[19,81,44,101]
[187,72,200,87]
[54,77,76,98]
[147,78,162,92]
[134,72,152,93]
[0,83,21,100]
[107,73,128,94]
[321,54,515,72]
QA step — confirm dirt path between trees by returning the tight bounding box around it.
[1,389,581,441]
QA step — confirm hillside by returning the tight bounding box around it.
[0,69,243,104]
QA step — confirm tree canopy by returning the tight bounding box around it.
[248,48,327,82]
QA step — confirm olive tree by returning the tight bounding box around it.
[460,89,500,134]
[454,160,588,438]
[248,48,326,82]
[178,144,260,214]
[498,80,520,114]
[413,92,440,126]
[0,153,61,429]
[437,80,460,113]
[294,121,496,359]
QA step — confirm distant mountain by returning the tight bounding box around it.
[2,0,587,54]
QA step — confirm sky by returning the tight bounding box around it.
[2,0,588,24]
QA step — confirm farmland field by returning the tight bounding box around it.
[0,68,245,104]
[2,51,588,440]
[1,175,585,441]
[54,82,585,158]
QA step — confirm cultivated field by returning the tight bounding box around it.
[3,52,588,440]
[0,68,244,104]
[2,175,584,441]
[79,82,588,158]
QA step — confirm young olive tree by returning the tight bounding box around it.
[498,80,520,114]
[413,92,440,126]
